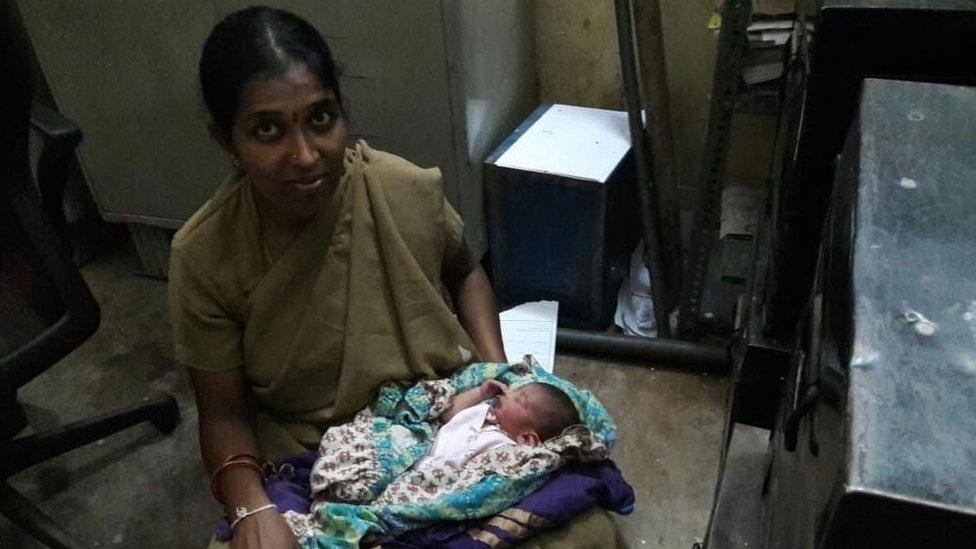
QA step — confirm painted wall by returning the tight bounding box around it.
[534,0,773,205]
[446,0,537,255]
[658,0,719,197]
[534,0,623,110]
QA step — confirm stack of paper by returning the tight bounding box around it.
[739,1,799,113]
[492,105,630,184]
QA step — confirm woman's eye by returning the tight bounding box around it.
[310,109,332,128]
[254,122,281,140]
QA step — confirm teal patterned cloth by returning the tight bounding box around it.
[284,357,617,548]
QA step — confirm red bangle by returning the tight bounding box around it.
[210,459,263,505]
[223,453,261,465]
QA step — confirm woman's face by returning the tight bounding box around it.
[226,63,347,221]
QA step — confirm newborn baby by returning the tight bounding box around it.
[217,364,625,546]
[412,380,580,470]
[292,363,620,546]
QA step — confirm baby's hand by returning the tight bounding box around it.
[441,380,509,423]
[479,379,508,400]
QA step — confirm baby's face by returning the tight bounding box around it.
[490,384,542,444]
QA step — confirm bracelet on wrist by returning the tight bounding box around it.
[210,453,265,505]
[229,502,278,530]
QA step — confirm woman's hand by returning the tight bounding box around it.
[451,266,508,363]
[231,510,298,549]
[190,369,295,548]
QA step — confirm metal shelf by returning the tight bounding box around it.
[676,0,755,339]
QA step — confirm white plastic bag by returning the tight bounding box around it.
[614,241,658,337]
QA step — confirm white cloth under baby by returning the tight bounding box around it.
[412,402,516,470]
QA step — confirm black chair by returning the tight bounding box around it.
[1,9,180,548]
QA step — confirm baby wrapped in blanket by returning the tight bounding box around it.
[281,358,620,548]
[410,378,579,471]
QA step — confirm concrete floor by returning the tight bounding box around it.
[1,246,729,548]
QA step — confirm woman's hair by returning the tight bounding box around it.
[199,6,342,134]
[525,383,580,441]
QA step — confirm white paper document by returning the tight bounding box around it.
[747,20,794,32]
[493,104,630,184]
[499,301,559,372]
[758,29,791,45]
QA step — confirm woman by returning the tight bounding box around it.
[171,7,620,548]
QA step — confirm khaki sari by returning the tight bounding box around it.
[170,141,620,547]
[170,141,480,459]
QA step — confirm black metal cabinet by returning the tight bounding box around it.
[736,0,976,429]
[762,0,976,343]
[762,78,976,549]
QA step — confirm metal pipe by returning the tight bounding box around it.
[632,0,683,311]
[557,328,729,372]
[615,0,672,337]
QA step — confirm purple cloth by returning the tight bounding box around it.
[214,453,634,547]
[213,450,318,541]
[384,460,634,548]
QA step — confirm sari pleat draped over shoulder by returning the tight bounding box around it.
[170,141,479,459]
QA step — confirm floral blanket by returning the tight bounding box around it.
[281,358,618,548]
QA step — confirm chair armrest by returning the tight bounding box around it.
[30,104,81,145]
[29,105,82,236]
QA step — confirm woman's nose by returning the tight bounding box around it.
[289,133,319,167]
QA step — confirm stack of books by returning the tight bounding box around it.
[739,0,796,114]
